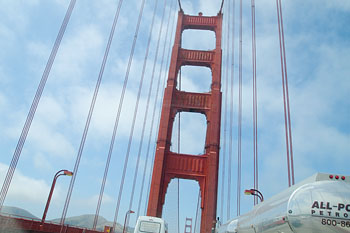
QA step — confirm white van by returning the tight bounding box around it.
[134,216,168,233]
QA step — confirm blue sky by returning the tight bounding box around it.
[0,0,349,232]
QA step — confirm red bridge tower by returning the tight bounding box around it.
[147,10,222,233]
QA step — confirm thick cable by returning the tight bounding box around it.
[251,0,258,205]
[225,0,232,221]
[276,0,289,187]
[194,192,200,233]
[276,0,294,187]
[135,0,170,218]
[237,0,243,217]
[279,0,295,186]
[111,0,148,230]
[177,66,182,233]
[178,0,183,12]
[144,0,177,215]
[126,0,160,219]
[90,0,125,229]
[0,0,76,212]
[59,0,126,228]
[219,0,225,14]
[219,0,229,221]
[229,0,236,217]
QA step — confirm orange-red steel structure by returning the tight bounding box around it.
[147,10,222,233]
[0,215,106,233]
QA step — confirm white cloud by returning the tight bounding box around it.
[53,25,104,83]
[33,153,53,171]
[29,120,75,159]
[0,163,49,204]
[37,95,67,125]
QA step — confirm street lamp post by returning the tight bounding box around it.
[122,210,135,233]
[41,169,73,224]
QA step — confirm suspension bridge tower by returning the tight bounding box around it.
[147,9,223,233]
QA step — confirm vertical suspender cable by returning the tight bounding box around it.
[59,0,126,229]
[280,0,294,186]
[177,68,181,233]
[59,0,125,229]
[251,0,258,205]
[91,0,126,229]
[219,0,228,220]
[111,0,148,231]
[237,0,243,217]
[144,0,177,215]
[194,192,200,233]
[126,0,160,219]
[135,0,170,218]
[225,0,232,221]
[276,0,294,187]
[229,0,236,217]
[0,0,77,212]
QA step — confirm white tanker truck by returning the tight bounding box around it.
[217,173,350,233]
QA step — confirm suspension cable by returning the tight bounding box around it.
[177,65,182,233]
[280,0,294,186]
[194,192,200,233]
[251,0,258,205]
[178,0,183,12]
[229,0,236,218]
[237,0,243,217]
[225,0,232,221]
[0,0,77,212]
[219,0,225,14]
[135,0,170,218]
[111,0,148,230]
[126,0,160,219]
[219,0,228,221]
[59,0,126,228]
[90,0,126,229]
[144,1,177,215]
[276,0,294,187]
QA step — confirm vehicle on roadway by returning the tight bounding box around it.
[134,215,168,233]
[216,173,350,233]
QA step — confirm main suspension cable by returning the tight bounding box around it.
[276,0,294,187]
[178,0,183,12]
[0,0,77,212]
[91,0,126,229]
[219,0,225,14]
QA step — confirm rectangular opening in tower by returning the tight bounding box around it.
[171,112,207,155]
[177,66,212,93]
[162,179,202,233]
[182,29,216,51]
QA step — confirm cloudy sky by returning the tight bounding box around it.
[0,0,349,232]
